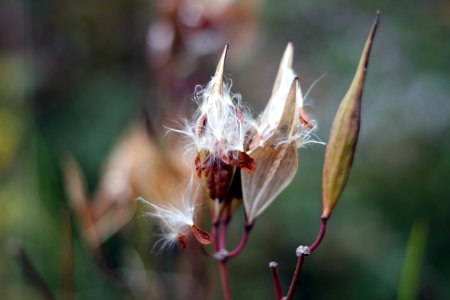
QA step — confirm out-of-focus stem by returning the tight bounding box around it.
[219,260,232,300]
[212,217,220,252]
[62,211,74,300]
[214,214,252,299]
[269,262,283,300]
[285,218,328,300]
[219,211,231,250]
[11,241,55,300]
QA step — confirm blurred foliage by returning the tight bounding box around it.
[398,220,428,300]
[1,0,449,299]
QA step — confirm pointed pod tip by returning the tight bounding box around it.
[213,44,229,95]
[270,43,295,96]
[278,77,299,131]
[283,43,294,68]
[219,44,229,63]
[286,42,294,52]
[372,12,381,41]
[369,11,381,42]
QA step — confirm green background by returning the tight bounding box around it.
[1,0,449,299]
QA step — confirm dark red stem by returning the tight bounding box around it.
[219,260,232,300]
[310,218,328,253]
[226,224,252,260]
[212,217,220,252]
[269,262,283,300]
[285,256,305,300]
[219,212,231,250]
[12,242,55,300]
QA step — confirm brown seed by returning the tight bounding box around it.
[177,234,188,250]
[191,224,213,245]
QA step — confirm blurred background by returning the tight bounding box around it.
[1,0,449,299]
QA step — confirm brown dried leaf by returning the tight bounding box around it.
[62,155,101,248]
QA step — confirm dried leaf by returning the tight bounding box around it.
[62,155,101,248]
[322,13,380,218]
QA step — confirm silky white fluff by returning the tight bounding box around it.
[174,77,249,159]
[139,180,197,253]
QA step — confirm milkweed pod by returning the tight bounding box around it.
[242,79,299,225]
[322,12,380,218]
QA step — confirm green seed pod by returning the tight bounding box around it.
[322,12,380,219]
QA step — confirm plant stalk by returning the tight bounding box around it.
[285,218,328,300]
[226,225,252,259]
[269,262,283,300]
[219,260,232,300]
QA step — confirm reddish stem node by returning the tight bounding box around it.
[226,224,252,260]
[284,218,328,300]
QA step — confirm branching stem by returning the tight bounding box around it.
[284,217,328,300]
[214,212,253,300]
[226,224,252,260]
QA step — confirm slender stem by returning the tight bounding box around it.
[216,213,249,300]
[284,218,328,300]
[310,218,328,253]
[285,255,305,300]
[226,224,252,259]
[219,212,231,250]
[11,242,55,300]
[219,261,232,300]
[212,218,220,253]
[269,262,283,300]
[62,211,74,300]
